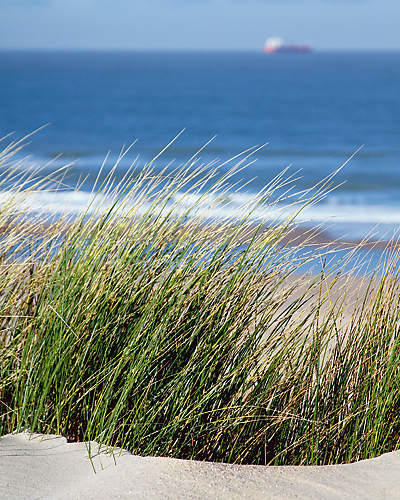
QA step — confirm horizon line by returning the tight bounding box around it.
[1,47,400,53]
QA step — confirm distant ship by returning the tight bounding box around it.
[264,37,312,54]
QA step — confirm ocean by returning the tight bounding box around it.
[1,50,400,246]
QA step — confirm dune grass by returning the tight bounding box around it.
[0,136,400,466]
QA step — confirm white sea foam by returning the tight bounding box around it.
[3,189,400,229]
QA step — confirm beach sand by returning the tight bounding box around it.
[1,432,399,499]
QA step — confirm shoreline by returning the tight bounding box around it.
[277,223,400,250]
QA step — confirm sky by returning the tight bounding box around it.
[1,0,399,51]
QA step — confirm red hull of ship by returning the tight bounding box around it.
[264,45,312,54]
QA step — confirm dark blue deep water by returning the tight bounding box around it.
[1,50,400,246]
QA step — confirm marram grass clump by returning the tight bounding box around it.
[0,136,400,466]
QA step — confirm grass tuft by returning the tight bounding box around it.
[0,136,399,465]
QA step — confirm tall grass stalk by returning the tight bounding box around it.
[0,137,399,465]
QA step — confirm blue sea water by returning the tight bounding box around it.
[1,50,400,246]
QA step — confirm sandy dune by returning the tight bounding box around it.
[1,432,399,499]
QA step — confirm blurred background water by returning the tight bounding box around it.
[1,50,400,247]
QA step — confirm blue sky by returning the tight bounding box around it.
[1,0,399,51]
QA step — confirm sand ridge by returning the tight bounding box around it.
[1,432,400,499]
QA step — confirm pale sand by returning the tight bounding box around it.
[1,433,399,499]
